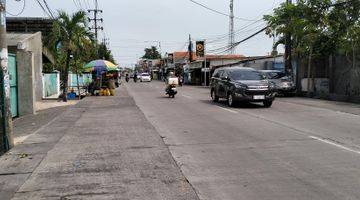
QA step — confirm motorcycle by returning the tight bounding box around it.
[133,75,138,83]
[125,74,129,82]
[166,84,177,98]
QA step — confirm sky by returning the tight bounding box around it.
[7,0,285,67]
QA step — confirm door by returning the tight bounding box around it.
[213,70,223,97]
[218,70,229,98]
[8,54,18,118]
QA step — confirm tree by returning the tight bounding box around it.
[98,43,116,63]
[142,46,161,59]
[50,10,89,102]
[71,26,95,100]
[264,0,360,94]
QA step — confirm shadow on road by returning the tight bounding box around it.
[199,99,265,109]
[156,96,174,99]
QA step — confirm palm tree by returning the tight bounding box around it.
[51,11,89,102]
[72,27,95,100]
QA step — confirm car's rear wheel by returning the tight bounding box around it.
[227,93,236,107]
[263,100,273,108]
[211,90,219,102]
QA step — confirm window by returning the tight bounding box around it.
[230,70,263,81]
[213,70,221,78]
[220,70,228,78]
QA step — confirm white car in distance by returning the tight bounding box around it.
[140,73,151,82]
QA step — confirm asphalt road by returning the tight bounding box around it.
[126,80,360,200]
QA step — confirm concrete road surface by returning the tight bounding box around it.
[0,87,198,200]
[127,80,360,200]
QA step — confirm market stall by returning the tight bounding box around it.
[84,60,119,96]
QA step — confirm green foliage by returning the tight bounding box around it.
[45,10,94,100]
[98,43,116,64]
[46,10,117,74]
[142,46,161,59]
[264,0,360,58]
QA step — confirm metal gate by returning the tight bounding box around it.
[8,54,18,118]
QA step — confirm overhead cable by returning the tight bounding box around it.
[188,0,258,22]
[6,0,26,16]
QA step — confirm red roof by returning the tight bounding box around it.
[173,52,197,60]
[172,51,245,61]
[205,54,245,60]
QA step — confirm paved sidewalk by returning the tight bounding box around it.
[13,105,70,145]
[0,87,198,200]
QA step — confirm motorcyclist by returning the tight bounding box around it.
[166,72,176,84]
[133,72,138,82]
[165,72,177,93]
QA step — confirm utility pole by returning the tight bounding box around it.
[158,41,162,57]
[0,0,14,153]
[188,34,193,62]
[284,0,293,76]
[102,38,109,46]
[87,0,103,41]
[204,40,207,86]
[229,0,235,55]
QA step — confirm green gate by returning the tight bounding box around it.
[8,54,18,118]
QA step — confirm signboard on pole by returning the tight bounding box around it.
[196,41,205,57]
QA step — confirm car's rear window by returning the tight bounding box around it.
[230,70,263,81]
[142,73,150,76]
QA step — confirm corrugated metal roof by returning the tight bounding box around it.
[6,17,54,35]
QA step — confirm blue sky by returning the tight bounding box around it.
[7,0,285,67]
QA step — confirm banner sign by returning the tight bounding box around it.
[196,41,205,57]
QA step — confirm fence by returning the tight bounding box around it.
[43,73,93,98]
[42,72,60,99]
[297,54,360,102]
[68,73,92,87]
[68,73,93,96]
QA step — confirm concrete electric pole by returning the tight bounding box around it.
[188,34,193,62]
[229,0,235,55]
[0,0,14,153]
[87,0,103,41]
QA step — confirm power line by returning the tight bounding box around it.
[208,21,267,45]
[72,0,81,10]
[205,19,264,43]
[88,0,103,41]
[77,0,84,10]
[83,0,91,10]
[206,26,267,54]
[201,0,279,43]
[6,0,25,16]
[188,0,257,22]
[35,0,53,19]
[222,26,268,54]
[42,0,55,19]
